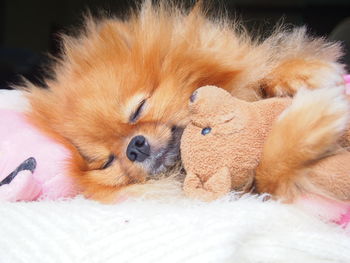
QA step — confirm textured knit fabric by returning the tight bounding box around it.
[1,195,350,263]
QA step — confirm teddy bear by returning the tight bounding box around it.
[0,109,78,201]
[181,85,350,205]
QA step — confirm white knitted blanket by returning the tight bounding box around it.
[1,90,350,263]
[1,196,350,263]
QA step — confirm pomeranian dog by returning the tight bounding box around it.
[23,1,346,203]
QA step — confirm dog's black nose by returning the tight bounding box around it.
[126,135,150,162]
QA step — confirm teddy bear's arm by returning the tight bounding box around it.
[183,172,209,200]
[308,151,350,201]
[204,167,232,195]
[184,167,232,201]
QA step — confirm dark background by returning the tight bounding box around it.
[0,0,349,89]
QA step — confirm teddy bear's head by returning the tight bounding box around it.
[181,86,255,191]
[188,86,242,128]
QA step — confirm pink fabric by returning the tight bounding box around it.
[338,209,350,226]
[344,74,350,94]
[0,109,78,201]
[295,194,350,228]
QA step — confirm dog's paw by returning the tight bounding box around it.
[267,59,346,96]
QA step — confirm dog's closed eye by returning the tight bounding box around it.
[101,154,116,169]
[129,99,146,123]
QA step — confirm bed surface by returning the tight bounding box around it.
[1,90,350,263]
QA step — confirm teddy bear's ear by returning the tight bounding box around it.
[189,86,231,105]
[189,85,243,119]
[189,86,233,112]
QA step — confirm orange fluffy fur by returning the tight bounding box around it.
[23,1,346,203]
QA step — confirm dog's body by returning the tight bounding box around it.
[24,1,346,202]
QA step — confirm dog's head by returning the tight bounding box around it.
[26,3,241,200]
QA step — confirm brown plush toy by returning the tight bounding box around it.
[181,85,350,204]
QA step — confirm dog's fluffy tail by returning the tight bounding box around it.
[255,86,349,201]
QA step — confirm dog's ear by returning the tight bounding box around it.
[60,18,131,70]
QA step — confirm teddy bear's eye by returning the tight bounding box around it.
[201,127,212,135]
